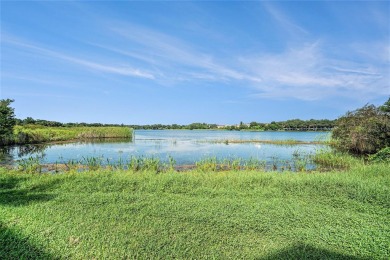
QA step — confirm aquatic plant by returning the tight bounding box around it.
[196,157,218,172]
[127,156,162,173]
[16,153,44,173]
[82,156,103,171]
[166,155,176,171]
[10,146,374,174]
[65,159,80,171]
[292,150,311,172]
[243,157,266,171]
[312,149,359,170]
[222,158,242,170]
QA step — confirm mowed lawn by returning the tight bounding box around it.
[0,164,389,259]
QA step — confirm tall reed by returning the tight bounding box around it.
[12,125,133,145]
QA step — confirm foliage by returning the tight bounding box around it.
[195,157,218,171]
[0,99,16,144]
[127,156,162,173]
[16,154,45,173]
[332,103,390,154]
[15,115,336,131]
[0,164,389,259]
[127,119,335,131]
[16,116,127,128]
[368,147,390,163]
[379,97,390,113]
[12,125,132,145]
[312,149,361,170]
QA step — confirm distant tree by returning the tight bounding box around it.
[249,121,258,128]
[379,97,390,113]
[23,117,36,125]
[0,99,16,142]
[265,121,281,131]
[332,103,390,154]
[188,123,209,130]
[239,121,248,130]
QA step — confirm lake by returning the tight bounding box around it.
[2,130,330,166]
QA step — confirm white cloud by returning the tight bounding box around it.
[240,42,390,100]
[3,28,388,102]
[111,24,262,83]
[2,36,155,79]
[262,2,309,37]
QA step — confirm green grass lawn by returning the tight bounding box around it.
[0,164,389,259]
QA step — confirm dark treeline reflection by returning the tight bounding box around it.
[0,147,14,164]
[0,144,47,164]
[0,138,133,164]
[16,144,48,157]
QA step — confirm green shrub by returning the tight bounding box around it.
[332,103,390,154]
[368,147,390,163]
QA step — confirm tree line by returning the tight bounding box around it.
[15,117,126,127]
[2,98,389,155]
[10,115,337,131]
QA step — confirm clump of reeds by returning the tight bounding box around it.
[12,125,133,145]
[196,157,218,172]
[312,148,360,170]
[16,154,45,173]
[13,148,372,174]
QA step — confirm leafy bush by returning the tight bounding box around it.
[332,103,390,154]
[368,147,390,163]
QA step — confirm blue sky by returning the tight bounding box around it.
[1,1,389,124]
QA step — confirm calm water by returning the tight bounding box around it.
[2,130,330,165]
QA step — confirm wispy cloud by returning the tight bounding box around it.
[240,42,389,100]
[262,2,308,37]
[3,25,388,103]
[88,24,390,101]
[110,23,262,83]
[2,35,155,79]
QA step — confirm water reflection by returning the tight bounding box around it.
[0,138,133,164]
[1,131,328,166]
[16,144,48,157]
[0,147,13,164]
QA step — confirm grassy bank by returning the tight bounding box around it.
[0,163,389,259]
[7,125,132,145]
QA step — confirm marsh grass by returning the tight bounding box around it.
[16,154,45,174]
[11,149,376,174]
[12,125,132,145]
[195,157,218,172]
[312,148,361,171]
[243,157,267,170]
[0,163,388,259]
[81,156,103,171]
[211,139,326,145]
